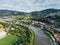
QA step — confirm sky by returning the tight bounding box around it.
[0,0,60,12]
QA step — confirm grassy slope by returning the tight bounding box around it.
[0,34,19,45]
[30,29,35,45]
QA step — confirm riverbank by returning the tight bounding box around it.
[29,29,35,45]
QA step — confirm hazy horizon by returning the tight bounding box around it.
[0,0,60,12]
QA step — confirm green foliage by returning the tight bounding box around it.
[0,22,9,28]
[14,14,32,20]
[9,24,35,45]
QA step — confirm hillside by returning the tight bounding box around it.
[31,9,60,27]
[31,8,60,15]
[0,8,60,16]
[0,10,26,16]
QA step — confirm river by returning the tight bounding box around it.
[23,24,51,45]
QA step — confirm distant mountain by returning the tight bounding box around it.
[0,10,26,16]
[31,8,60,15]
[40,8,60,14]
[0,8,60,16]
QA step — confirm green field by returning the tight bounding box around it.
[0,34,20,45]
[14,14,32,19]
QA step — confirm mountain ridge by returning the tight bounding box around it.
[0,8,60,16]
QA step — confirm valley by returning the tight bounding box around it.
[0,9,60,45]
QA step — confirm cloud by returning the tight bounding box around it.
[0,0,60,12]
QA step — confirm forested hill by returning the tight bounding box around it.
[31,9,60,27]
[0,10,26,16]
[31,9,60,22]
[0,9,60,16]
[31,9,60,15]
